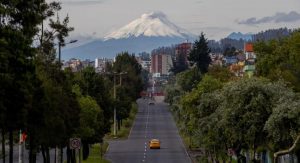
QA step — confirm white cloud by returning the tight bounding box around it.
[238,11,300,25]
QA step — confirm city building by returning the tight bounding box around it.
[81,59,94,68]
[175,42,192,67]
[62,58,83,72]
[136,56,151,71]
[151,53,173,76]
[95,58,113,73]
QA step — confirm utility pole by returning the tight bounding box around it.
[113,73,117,137]
[112,71,127,137]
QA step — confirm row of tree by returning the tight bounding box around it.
[165,30,300,162]
[0,1,144,163]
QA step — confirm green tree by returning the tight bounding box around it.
[178,75,223,152]
[112,52,144,128]
[72,84,105,160]
[255,29,300,92]
[264,95,300,162]
[217,78,298,162]
[188,32,211,74]
[0,1,49,162]
[27,1,76,162]
[171,52,189,74]
[223,46,237,57]
[113,52,144,100]
[207,65,235,82]
[175,67,202,92]
[75,67,113,135]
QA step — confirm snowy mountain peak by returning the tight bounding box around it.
[227,32,253,41]
[104,11,192,40]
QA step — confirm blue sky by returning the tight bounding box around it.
[51,0,300,40]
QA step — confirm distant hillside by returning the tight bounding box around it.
[227,32,252,41]
[252,28,292,41]
[209,28,293,53]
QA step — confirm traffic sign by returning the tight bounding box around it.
[70,138,81,150]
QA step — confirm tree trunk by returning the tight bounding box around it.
[66,145,71,163]
[2,129,5,163]
[208,151,213,163]
[60,146,63,163]
[214,145,218,163]
[54,147,57,163]
[82,143,89,160]
[100,143,103,158]
[189,133,191,149]
[41,146,46,163]
[118,119,121,131]
[274,135,300,163]
[71,149,75,163]
[252,146,256,162]
[8,130,13,163]
[46,147,50,163]
[29,135,37,163]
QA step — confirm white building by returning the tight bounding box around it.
[95,58,113,73]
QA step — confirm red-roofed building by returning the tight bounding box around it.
[244,43,253,52]
[244,43,256,60]
[243,43,256,77]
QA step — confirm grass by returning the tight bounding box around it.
[105,103,138,139]
[82,143,110,163]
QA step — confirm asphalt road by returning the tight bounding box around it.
[105,98,191,163]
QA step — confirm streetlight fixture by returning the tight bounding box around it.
[58,39,78,65]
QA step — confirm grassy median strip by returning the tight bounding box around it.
[82,143,110,163]
[105,102,138,139]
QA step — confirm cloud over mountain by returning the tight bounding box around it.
[238,11,300,25]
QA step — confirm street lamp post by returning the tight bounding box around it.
[58,40,78,66]
[56,40,77,163]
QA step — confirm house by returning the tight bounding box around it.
[243,43,256,77]
[223,56,238,66]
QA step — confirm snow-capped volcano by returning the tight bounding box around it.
[63,12,195,60]
[104,12,192,40]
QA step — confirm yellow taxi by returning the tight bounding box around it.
[149,139,160,149]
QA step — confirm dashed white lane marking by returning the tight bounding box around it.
[142,101,150,163]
